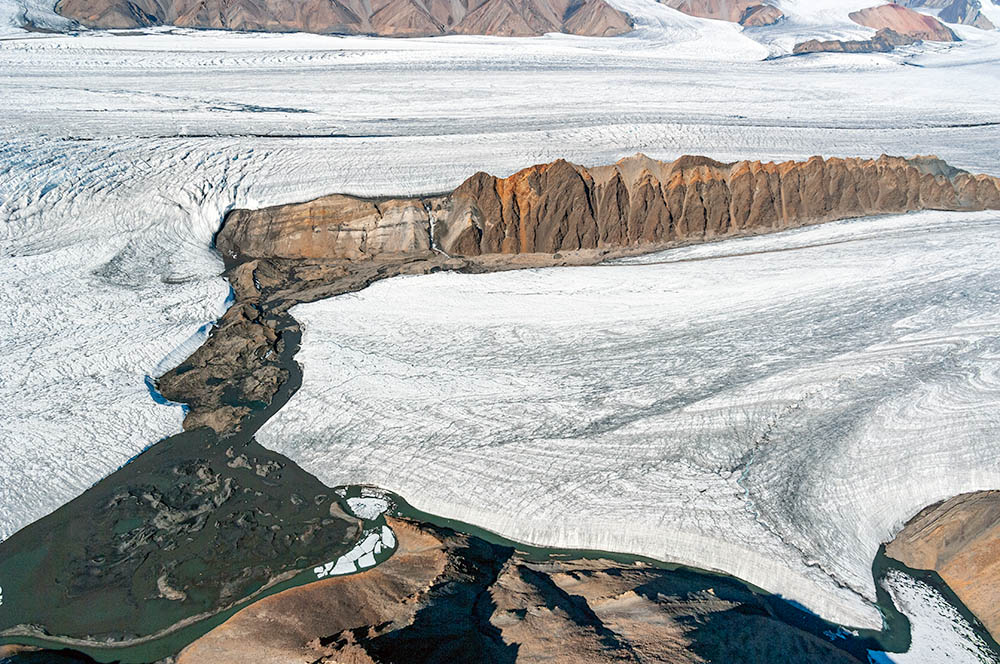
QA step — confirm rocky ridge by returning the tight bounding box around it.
[217,154,1000,262]
[902,0,996,30]
[194,152,1000,435]
[793,28,920,54]
[54,0,632,37]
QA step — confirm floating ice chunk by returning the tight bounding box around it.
[381,525,396,549]
[347,497,390,520]
[313,527,396,579]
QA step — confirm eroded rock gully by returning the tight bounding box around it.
[217,154,1000,261]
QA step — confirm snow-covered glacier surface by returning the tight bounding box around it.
[259,211,1000,630]
[1,0,999,576]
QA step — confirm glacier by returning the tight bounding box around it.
[2,19,998,543]
[257,210,1000,630]
[0,5,998,660]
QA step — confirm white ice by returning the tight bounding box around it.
[347,496,391,520]
[259,210,1000,630]
[312,525,396,579]
[870,570,999,664]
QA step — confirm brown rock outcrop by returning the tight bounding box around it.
[55,0,632,37]
[217,195,433,262]
[178,516,863,664]
[177,517,448,664]
[886,491,1000,641]
[217,154,1000,263]
[849,3,960,41]
[659,0,784,25]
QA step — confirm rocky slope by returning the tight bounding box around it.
[177,516,868,664]
[886,491,1000,641]
[216,154,1000,262]
[939,0,996,29]
[659,0,784,26]
[849,3,960,41]
[54,0,632,36]
[903,0,996,30]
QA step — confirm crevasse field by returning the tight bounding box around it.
[1,0,1000,657]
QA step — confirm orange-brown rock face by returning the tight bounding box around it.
[886,491,1000,640]
[849,3,960,41]
[435,153,1000,255]
[217,154,1000,262]
[55,0,632,37]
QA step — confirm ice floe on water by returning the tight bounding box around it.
[258,210,1000,631]
[313,525,396,579]
[347,497,391,520]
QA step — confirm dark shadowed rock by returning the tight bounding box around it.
[739,3,782,26]
[178,517,867,664]
[902,0,996,30]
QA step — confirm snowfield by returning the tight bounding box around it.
[258,210,1000,630]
